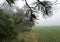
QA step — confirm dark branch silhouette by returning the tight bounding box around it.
[6,0,14,6]
[25,0,37,22]
[5,0,60,24]
[5,0,60,20]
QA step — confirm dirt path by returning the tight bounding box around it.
[17,32,39,42]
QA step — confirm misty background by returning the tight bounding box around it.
[0,0,60,26]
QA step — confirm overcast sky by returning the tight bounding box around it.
[0,0,60,26]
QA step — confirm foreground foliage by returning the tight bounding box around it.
[0,9,18,42]
[0,9,34,42]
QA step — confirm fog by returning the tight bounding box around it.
[0,0,60,26]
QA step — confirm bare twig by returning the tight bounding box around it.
[25,0,37,22]
[53,0,57,4]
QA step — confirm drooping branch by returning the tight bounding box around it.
[6,0,14,6]
[5,0,60,23]
[25,0,37,22]
[25,0,33,14]
[37,0,40,2]
[33,0,53,18]
[24,0,54,23]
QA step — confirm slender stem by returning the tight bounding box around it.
[25,0,31,9]
[25,0,33,13]
[37,0,40,2]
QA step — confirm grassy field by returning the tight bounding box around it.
[32,26,60,42]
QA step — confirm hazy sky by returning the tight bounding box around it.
[0,0,60,26]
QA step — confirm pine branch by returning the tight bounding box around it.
[6,0,14,6]
[25,0,36,22]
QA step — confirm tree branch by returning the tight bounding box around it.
[37,0,40,2]
[25,0,36,22]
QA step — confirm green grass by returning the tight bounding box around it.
[32,26,60,42]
